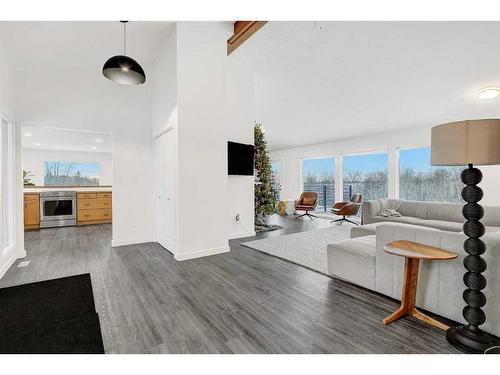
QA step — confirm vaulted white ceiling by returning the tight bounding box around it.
[237,22,500,150]
[0,21,174,70]
[3,21,500,152]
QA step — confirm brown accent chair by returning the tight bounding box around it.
[295,192,318,220]
[331,193,363,225]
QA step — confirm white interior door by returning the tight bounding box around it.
[154,135,166,248]
[164,130,176,250]
[154,130,175,252]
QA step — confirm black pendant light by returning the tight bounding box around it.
[102,21,146,85]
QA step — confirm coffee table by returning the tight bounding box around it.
[383,240,458,330]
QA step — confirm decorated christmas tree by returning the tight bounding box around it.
[254,123,278,220]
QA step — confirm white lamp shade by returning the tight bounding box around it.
[431,119,500,166]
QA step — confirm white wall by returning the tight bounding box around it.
[151,24,178,254]
[151,21,255,260]
[174,22,232,260]
[0,44,14,120]
[13,66,154,246]
[226,42,256,239]
[22,148,112,186]
[270,126,500,207]
[152,25,177,137]
[0,39,25,279]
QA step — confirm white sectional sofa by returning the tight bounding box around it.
[327,235,376,290]
[361,199,500,233]
[327,222,500,337]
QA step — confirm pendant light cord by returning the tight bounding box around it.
[123,22,127,55]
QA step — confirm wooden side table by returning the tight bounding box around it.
[383,240,458,330]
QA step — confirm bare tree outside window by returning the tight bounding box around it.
[399,147,463,202]
[343,152,388,201]
[44,161,100,186]
[302,157,335,212]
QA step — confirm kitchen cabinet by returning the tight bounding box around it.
[24,193,40,230]
[77,192,112,225]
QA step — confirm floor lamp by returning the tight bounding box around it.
[431,119,500,353]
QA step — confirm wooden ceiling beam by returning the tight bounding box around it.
[227,21,267,55]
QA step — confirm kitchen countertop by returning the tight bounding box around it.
[24,186,112,193]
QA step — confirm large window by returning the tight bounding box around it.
[270,160,282,200]
[44,161,101,186]
[302,157,335,211]
[1,118,14,253]
[343,152,388,201]
[399,146,463,202]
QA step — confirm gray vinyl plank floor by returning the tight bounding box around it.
[0,216,461,353]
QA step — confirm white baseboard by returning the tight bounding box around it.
[111,238,153,247]
[229,231,256,239]
[174,245,230,261]
[0,248,26,280]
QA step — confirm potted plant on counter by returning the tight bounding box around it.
[23,170,36,187]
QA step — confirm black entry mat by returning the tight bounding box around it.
[0,273,105,354]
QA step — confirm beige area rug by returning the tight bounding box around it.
[242,225,352,274]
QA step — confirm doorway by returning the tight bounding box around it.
[21,126,113,251]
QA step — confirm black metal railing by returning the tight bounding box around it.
[342,185,352,202]
[301,183,386,213]
[301,184,360,212]
[342,180,387,202]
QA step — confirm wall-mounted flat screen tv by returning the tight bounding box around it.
[228,141,254,176]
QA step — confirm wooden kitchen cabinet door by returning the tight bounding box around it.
[24,195,40,229]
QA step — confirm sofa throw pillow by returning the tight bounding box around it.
[380,209,402,218]
[302,196,316,206]
[377,198,402,217]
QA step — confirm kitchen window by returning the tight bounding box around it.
[43,161,101,186]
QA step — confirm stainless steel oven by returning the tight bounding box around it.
[40,191,77,228]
